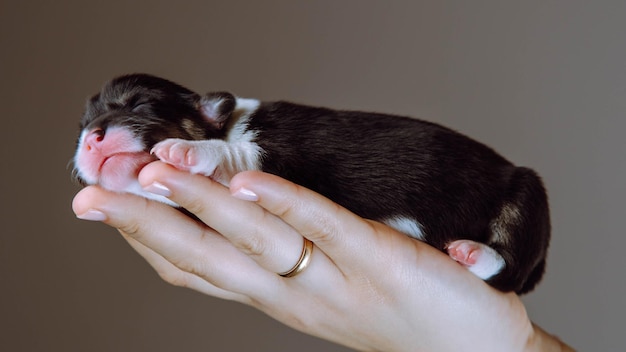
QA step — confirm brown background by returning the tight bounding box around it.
[2,1,625,351]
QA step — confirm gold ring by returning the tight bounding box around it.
[278,238,314,278]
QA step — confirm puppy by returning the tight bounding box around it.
[73,74,551,294]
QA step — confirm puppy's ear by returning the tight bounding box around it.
[198,92,236,130]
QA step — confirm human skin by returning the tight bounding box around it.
[72,162,573,351]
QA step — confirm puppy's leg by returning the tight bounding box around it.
[482,167,551,293]
[151,138,262,185]
[446,240,505,280]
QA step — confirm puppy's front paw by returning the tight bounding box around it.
[151,139,198,171]
[151,139,224,176]
[446,240,505,280]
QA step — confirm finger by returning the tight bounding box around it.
[119,230,248,302]
[137,161,314,276]
[229,171,407,274]
[72,185,279,297]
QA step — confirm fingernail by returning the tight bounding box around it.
[143,181,171,197]
[76,209,107,221]
[232,187,259,201]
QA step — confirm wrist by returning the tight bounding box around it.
[525,323,575,352]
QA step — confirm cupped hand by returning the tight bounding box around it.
[72,161,569,351]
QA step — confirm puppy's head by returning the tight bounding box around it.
[80,74,224,148]
[72,74,234,198]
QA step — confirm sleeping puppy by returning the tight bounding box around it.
[73,74,551,294]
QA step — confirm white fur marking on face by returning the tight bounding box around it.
[73,129,91,180]
[383,217,426,241]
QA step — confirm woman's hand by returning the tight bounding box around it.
[72,161,571,351]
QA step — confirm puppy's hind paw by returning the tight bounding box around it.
[446,240,505,280]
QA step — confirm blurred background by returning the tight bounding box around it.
[2,1,624,351]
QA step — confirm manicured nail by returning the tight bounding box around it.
[143,181,171,197]
[232,187,259,201]
[76,209,107,222]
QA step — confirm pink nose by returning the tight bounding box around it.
[84,128,105,152]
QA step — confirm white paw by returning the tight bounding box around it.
[446,240,505,280]
[151,139,222,176]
